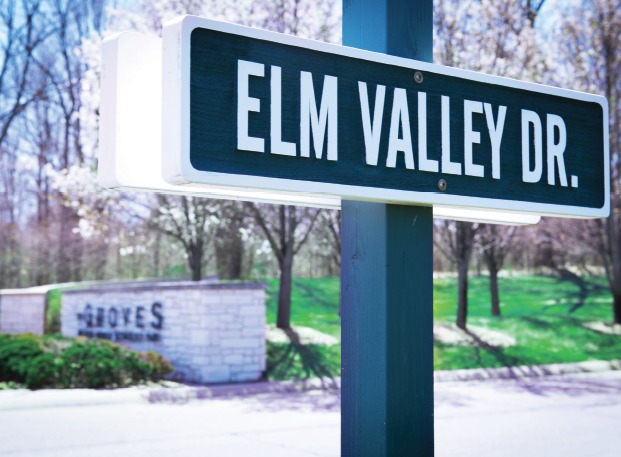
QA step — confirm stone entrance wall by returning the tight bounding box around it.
[61,281,267,384]
[0,290,48,335]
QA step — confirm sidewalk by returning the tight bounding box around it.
[1,369,620,456]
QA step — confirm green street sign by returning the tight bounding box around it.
[161,16,609,219]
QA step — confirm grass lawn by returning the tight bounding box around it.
[264,274,621,380]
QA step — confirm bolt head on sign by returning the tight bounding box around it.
[129,16,611,219]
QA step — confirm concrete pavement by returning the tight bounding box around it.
[1,370,620,456]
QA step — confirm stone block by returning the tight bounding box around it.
[220,338,260,348]
[190,330,210,345]
[231,370,262,382]
[243,327,265,337]
[224,354,244,364]
[210,356,223,365]
[241,362,263,372]
[200,365,231,383]
[239,306,264,316]
[243,317,261,326]
[225,322,243,330]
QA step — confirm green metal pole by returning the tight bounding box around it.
[341,1,434,455]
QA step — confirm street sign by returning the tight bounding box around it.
[162,16,609,218]
[99,31,540,224]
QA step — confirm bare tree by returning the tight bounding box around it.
[320,209,340,271]
[554,0,621,323]
[41,0,106,282]
[215,201,247,279]
[0,0,51,288]
[435,220,479,328]
[148,195,219,281]
[0,0,49,149]
[432,0,548,327]
[246,203,321,329]
[477,224,516,316]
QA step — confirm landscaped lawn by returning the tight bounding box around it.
[264,274,621,379]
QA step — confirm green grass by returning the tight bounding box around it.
[265,278,341,340]
[433,274,620,370]
[265,274,621,379]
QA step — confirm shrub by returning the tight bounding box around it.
[141,351,175,382]
[0,381,25,390]
[0,333,45,382]
[0,333,174,389]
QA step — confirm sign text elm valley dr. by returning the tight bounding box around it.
[237,60,576,188]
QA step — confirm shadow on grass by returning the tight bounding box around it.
[520,316,555,329]
[553,268,609,314]
[266,328,340,386]
[461,327,525,368]
[292,280,338,311]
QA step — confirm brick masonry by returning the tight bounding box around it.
[61,282,267,384]
[0,292,47,335]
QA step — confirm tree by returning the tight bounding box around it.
[552,0,621,323]
[0,0,49,149]
[215,201,247,279]
[321,209,341,272]
[435,220,479,328]
[433,0,548,327]
[434,0,547,80]
[0,0,50,287]
[477,224,516,316]
[149,195,220,281]
[247,203,321,329]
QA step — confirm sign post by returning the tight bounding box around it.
[341,1,434,455]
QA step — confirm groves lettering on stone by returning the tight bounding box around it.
[77,303,164,331]
[188,28,605,210]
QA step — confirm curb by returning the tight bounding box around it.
[2,359,619,410]
[146,377,340,404]
[0,377,341,411]
[0,388,146,411]
[433,359,621,383]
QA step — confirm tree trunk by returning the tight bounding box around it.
[277,252,294,329]
[455,221,476,329]
[490,267,501,316]
[607,214,621,324]
[216,234,244,279]
[188,245,203,281]
[58,206,71,282]
[483,245,502,317]
[614,291,621,325]
[456,260,469,329]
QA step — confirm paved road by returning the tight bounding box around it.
[1,371,620,456]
